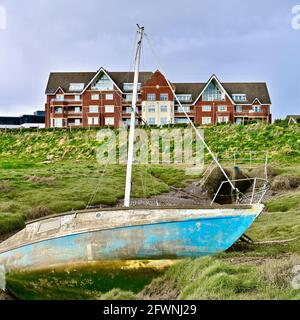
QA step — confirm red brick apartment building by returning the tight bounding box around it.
[45,68,271,128]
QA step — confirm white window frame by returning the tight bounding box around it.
[177,94,192,102]
[55,107,63,114]
[160,118,168,125]
[123,83,141,91]
[105,94,114,100]
[147,93,156,101]
[88,106,99,113]
[253,105,262,113]
[88,117,99,125]
[148,106,156,113]
[91,94,99,100]
[148,117,156,125]
[74,95,81,101]
[233,94,247,102]
[160,105,168,113]
[218,105,227,112]
[235,105,243,112]
[105,117,115,126]
[217,116,229,123]
[160,93,168,101]
[69,83,84,92]
[54,118,63,128]
[202,117,212,125]
[56,94,64,101]
[74,119,81,126]
[202,105,212,112]
[105,105,114,113]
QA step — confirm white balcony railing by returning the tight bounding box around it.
[51,98,82,103]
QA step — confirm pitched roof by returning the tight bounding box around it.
[173,83,206,101]
[45,71,153,94]
[222,82,271,104]
[45,71,271,105]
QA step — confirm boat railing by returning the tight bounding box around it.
[210,177,270,206]
[215,151,269,179]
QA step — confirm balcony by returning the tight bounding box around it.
[175,106,193,114]
[234,109,268,117]
[51,98,82,106]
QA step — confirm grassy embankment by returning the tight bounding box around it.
[1,123,300,299]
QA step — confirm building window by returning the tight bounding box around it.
[235,117,243,125]
[91,94,99,100]
[202,105,212,112]
[123,83,141,91]
[69,83,84,92]
[202,117,212,125]
[88,117,99,125]
[74,95,81,101]
[148,117,156,125]
[160,105,168,112]
[160,93,168,101]
[253,105,262,113]
[56,94,64,101]
[54,118,63,128]
[147,93,156,101]
[160,118,168,125]
[203,81,225,101]
[233,94,247,102]
[54,107,63,114]
[217,116,229,123]
[105,117,115,126]
[89,106,99,113]
[175,118,189,124]
[105,105,114,113]
[74,107,81,113]
[92,74,113,91]
[235,105,243,112]
[148,106,156,113]
[106,94,113,100]
[125,94,133,101]
[177,94,192,102]
[218,105,227,112]
[178,106,190,113]
[74,119,81,126]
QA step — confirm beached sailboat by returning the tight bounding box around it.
[0,26,268,275]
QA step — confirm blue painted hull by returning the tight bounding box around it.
[0,208,260,272]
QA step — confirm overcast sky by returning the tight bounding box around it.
[0,0,299,119]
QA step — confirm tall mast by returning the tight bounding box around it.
[124,25,144,207]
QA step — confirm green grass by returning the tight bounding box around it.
[0,124,299,163]
[266,192,300,212]
[0,160,195,235]
[6,263,165,300]
[1,125,300,300]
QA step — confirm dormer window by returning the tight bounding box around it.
[177,94,192,102]
[69,83,84,92]
[233,94,247,102]
[123,83,141,91]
